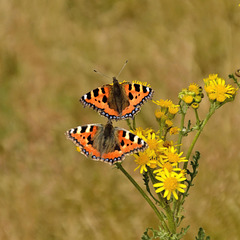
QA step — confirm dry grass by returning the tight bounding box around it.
[0,0,240,239]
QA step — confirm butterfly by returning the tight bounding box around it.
[65,122,147,164]
[80,77,154,120]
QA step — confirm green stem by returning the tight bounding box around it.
[194,109,200,126]
[184,105,215,169]
[147,167,176,233]
[177,111,186,153]
[147,168,167,209]
[116,163,170,232]
[126,119,133,131]
[132,117,136,130]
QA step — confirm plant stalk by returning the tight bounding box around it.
[184,105,215,169]
[116,163,170,232]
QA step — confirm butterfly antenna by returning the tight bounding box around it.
[116,60,128,78]
[93,69,111,79]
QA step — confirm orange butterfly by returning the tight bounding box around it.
[80,77,154,120]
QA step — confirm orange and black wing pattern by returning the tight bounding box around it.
[121,83,154,118]
[80,81,153,120]
[80,85,121,120]
[65,124,147,164]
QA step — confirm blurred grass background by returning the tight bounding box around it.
[0,0,240,239]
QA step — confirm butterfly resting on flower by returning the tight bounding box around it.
[65,121,148,164]
[80,77,154,120]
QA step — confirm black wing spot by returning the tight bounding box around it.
[137,138,142,145]
[102,95,108,103]
[122,131,126,138]
[81,126,87,133]
[89,125,94,132]
[121,140,125,146]
[93,88,99,97]
[87,135,93,145]
[129,132,135,142]
[101,87,106,94]
[128,84,132,91]
[86,92,91,100]
[134,84,140,92]
[129,92,134,100]
[73,128,77,134]
[142,85,147,93]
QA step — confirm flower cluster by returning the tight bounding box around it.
[131,74,238,202]
[132,123,187,200]
[132,129,164,174]
[178,83,204,109]
[152,99,180,135]
[203,74,237,103]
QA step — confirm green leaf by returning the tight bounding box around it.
[141,226,189,240]
[195,227,210,240]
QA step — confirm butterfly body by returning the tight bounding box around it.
[66,122,147,164]
[80,77,154,120]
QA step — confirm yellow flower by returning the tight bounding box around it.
[188,83,200,95]
[194,95,202,103]
[163,146,187,165]
[132,127,153,138]
[153,99,173,108]
[165,119,173,127]
[169,127,180,135]
[145,132,164,154]
[155,109,165,119]
[153,169,187,200]
[204,74,218,83]
[134,149,157,174]
[182,95,193,104]
[204,76,237,103]
[191,102,199,109]
[159,162,174,173]
[168,104,179,115]
[154,161,181,174]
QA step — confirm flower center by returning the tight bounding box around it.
[136,154,149,166]
[147,139,158,150]
[215,85,227,94]
[164,177,178,191]
[168,153,179,163]
[162,162,173,172]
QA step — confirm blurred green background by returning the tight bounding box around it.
[0,0,240,239]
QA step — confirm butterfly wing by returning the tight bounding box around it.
[80,81,154,121]
[66,124,148,165]
[121,83,154,118]
[80,85,121,120]
[116,128,148,155]
[65,124,103,159]
[99,127,148,164]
